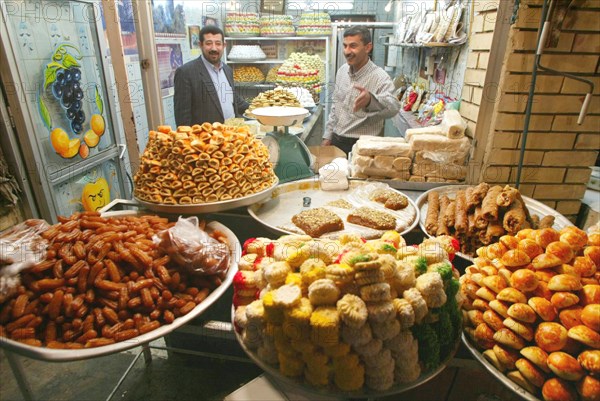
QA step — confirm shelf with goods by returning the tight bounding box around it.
[226,35,331,137]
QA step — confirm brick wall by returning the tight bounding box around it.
[471,0,600,223]
[460,1,499,137]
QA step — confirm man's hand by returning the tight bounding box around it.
[321,139,332,146]
[353,85,371,112]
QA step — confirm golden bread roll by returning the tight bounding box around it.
[483,349,506,372]
[572,256,597,277]
[559,307,583,330]
[472,299,490,311]
[465,266,481,275]
[467,309,485,327]
[520,346,551,373]
[583,245,600,268]
[575,375,600,401]
[474,322,496,349]
[482,275,508,293]
[517,228,536,241]
[518,239,544,259]
[483,309,505,332]
[474,257,492,268]
[494,344,520,370]
[494,327,526,350]
[489,299,510,319]
[528,297,558,322]
[568,325,600,349]
[500,235,520,250]
[536,228,561,249]
[560,226,588,251]
[508,303,537,323]
[470,272,485,286]
[551,292,580,310]
[497,287,527,304]
[542,377,578,401]
[547,352,585,381]
[516,357,547,387]
[510,269,539,292]
[498,268,513,286]
[480,265,499,277]
[507,370,537,394]
[581,304,600,332]
[535,322,568,352]
[462,279,480,299]
[532,281,554,301]
[589,232,600,246]
[504,317,535,341]
[580,284,600,305]
[501,249,532,268]
[578,350,600,375]
[475,286,498,302]
[555,263,582,277]
[546,241,575,264]
[485,242,508,260]
[533,253,563,270]
[548,274,582,292]
[582,277,600,285]
[536,269,558,282]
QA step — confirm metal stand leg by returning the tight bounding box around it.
[105,350,144,401]
[4,350,34,401]
[142,343,152,366]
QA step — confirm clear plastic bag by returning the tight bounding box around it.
[0,219,50,302]
[153,216,230,276]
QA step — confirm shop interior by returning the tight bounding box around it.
[0,0,599,400]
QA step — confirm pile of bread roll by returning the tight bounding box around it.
[350,110,471,182]
[462,225,600,401]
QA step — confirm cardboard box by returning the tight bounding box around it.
[308,145,346,170]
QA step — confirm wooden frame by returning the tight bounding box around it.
[260,0,285,14]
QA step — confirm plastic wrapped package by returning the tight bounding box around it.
[153,216,229,276]
[0,219,49,302]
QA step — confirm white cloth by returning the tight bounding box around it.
[319,157,349,191]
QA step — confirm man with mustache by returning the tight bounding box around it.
[322,26,400,155]
[174,26,248,127]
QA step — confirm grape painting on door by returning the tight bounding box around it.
[39,43,106,159]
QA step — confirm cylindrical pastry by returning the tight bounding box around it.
[482,185,503,221]
[442,200,456,229]
[576,375,600,401]
[467,182,490,211]
[454,189,468,234]
[503,199,527,235]
[436,195,451,236]
[425,190,440,235]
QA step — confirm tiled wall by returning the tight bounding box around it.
[479,0,599,223]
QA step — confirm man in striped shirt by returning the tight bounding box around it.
[322,26,401,155]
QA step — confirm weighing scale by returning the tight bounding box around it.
[251,107,314,183]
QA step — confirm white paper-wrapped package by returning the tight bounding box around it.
[405,126,444,142]
[440,109,467,139]
[355,139,413,157]
[319,157,349,191]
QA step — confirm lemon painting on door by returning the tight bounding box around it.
[40,43,106,160]
[81,177,110,212]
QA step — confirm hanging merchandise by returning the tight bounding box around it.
[435,55,447,85]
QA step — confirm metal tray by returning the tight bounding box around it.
[134,177,278,215]
[0,219,240,362]
[248,179,420,239]
[228,56,267,62]
[415,185,572,260]
[462,333,542,401]
[233,305,459,398]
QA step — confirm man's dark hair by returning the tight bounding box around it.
[343,26,372,45]
[199,25,224,43]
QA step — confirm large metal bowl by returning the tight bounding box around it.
[0,216,240,362]
[251,106,309,127]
